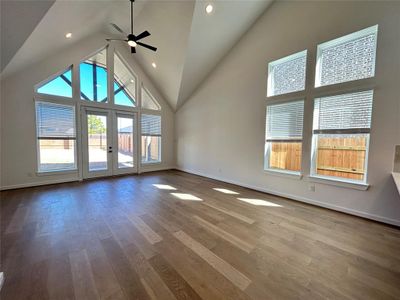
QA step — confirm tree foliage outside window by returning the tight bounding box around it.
[88,115,106,134]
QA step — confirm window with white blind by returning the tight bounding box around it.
[311,90,373,183]
[315,25,378,87]
[141,114,161,163]
[142,86,161,111]
[35,101,77,172]
[267,50,307,97]
[265,100,304,173]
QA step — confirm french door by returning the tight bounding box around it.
[82,107,138,179]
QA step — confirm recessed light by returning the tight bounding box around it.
[65,32,72,39]
[130,79,134,83]
[152,62,157,68]
[205,4,213,14]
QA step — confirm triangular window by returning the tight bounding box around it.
[36,67,73,98]
[142,86,161,111]
[80,48,108,102]
[114,53,136,107]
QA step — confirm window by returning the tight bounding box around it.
[267,50,307,97]
[315,25,378,87]
[142,86,161,110]
[114,53,137,107]
[36,67,73,98]
[141,114,161,163]
[80,48,108,102]
[311,90,373,182]
[35,101,77,172]
[265,100,304,173]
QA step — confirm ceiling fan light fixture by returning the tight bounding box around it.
[128,40,137,47]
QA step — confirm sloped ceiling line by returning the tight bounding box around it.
[2,0,274,111]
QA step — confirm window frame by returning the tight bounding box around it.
[264,99,304,176]
[113,51,138,108]
[79,46,109,103]
[310,90,373,186]
[141,84,161,111]
[35,66,74,100]
[315,25,378,88]
[35,99,78,174]
[267,50,307,97]
[140,113,162,165]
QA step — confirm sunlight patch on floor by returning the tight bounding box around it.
[171,193,203,201]
[213,188,239,195]
[237,198,282,207]
[153,184,177,190]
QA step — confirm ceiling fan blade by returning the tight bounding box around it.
[134,30,150,41]
[136,42,157,52]
[110,23,126,35]
[131,46,136,54]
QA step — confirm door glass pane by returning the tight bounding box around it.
[117,117,134,168]
[87,114,108,171]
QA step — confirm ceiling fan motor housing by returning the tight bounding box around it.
[128,34,136,41]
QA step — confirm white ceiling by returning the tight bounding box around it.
[0,0,55,71]
[1,0,273,110]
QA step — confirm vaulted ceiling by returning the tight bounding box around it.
[1,0,273,110]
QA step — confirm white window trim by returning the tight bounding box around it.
[308,175,369,191]
[310,89,372,186]
[264,99,304,176]
[141,84,161,111]
[140,113,162,165]
[264,168,302,180]
[140,137,162,165]
[267,50,307,97]
[35,65,74,99]
[315,24,378,88]
[35,100,78,174]
[114,51,138,108]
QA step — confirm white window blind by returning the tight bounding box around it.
[313,90,373,133]
[266,100,304,140]
[315,25,378,87]
[268,50,307,97]
[142,87,161,111]
[141,114,161,136]
[36,102,76,139]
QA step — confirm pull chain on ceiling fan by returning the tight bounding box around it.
[106,0,157,54]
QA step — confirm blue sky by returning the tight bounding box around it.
[37,63,136,107]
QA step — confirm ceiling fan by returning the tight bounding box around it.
[106,0,157,54]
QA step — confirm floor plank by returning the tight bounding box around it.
[1,170,400,299]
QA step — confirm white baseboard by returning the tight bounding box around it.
[139,165,175,174]
[175,167,400,227]
[0,166,175,191]
[0,178,80,191]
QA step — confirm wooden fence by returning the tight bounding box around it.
[269,136,367,180]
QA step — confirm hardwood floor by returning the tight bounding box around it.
[1,170,400,299]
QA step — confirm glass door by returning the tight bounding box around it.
[82,108,113,178]
[113,112,138,175]
[82,107,138,179]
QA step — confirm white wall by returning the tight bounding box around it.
[176,1,400,226]
[0,33,175,189]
